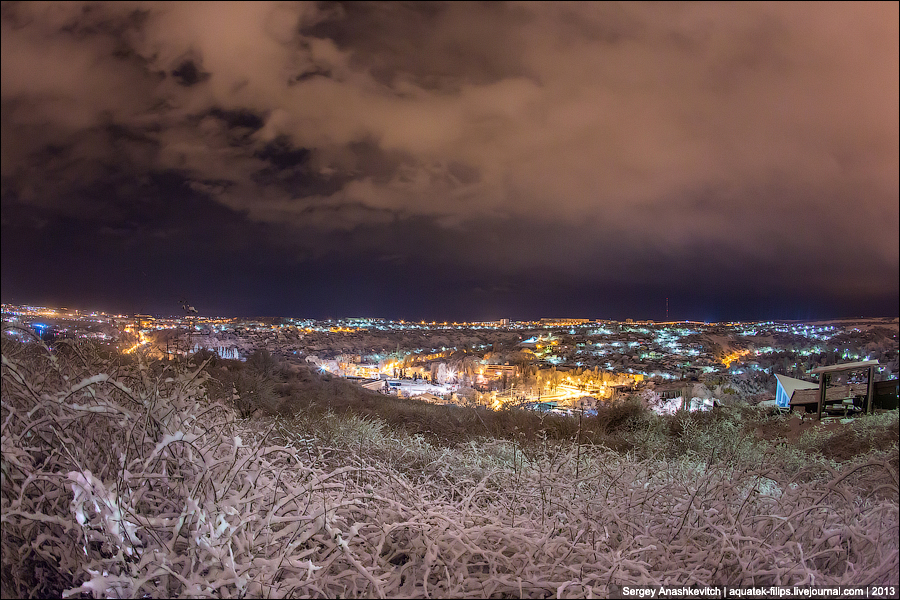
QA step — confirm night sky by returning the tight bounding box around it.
[2,2,897,321]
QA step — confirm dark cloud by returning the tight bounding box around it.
[304,2,534,91]
[2,1,897,319]
[171,58,210,87]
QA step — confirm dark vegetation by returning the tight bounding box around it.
[199,349,897,462]
[197,349,652,450]
[3,337,897,598]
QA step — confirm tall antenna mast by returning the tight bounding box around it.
[666,297,669,321]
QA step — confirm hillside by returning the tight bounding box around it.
[2,338,898,598]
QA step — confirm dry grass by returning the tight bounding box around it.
[2,337,898,598]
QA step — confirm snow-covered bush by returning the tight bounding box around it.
[2,335,898,598]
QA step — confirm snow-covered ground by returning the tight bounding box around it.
[651,396,716,415]
[383,379,457,397]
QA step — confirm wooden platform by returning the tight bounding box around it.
[789,384,868,413]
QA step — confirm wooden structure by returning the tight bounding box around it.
[808,360,878,420]
[873,379,899,410]
[788,383,869,414]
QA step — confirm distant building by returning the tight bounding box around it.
[412,392,446,404]
[359,379,386,393]
[540,318,589,327]
[480,364,517,379]
[607,382,635,400]
[652,381,691,401]
[345,317,383,326]
[524,400,558,413]
[134,314,155,330]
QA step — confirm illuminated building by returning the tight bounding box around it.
[539,318,590,327]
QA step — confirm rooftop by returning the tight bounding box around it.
[809,360,879,374]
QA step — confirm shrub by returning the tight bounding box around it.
[594,396,646,434]
[3,337,897,598]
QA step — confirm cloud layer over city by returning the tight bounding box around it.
[2,1,897,320]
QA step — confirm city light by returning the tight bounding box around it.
[2,304,896,417]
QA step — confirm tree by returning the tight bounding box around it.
[228,350,282,418]
[246,349,278,378]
